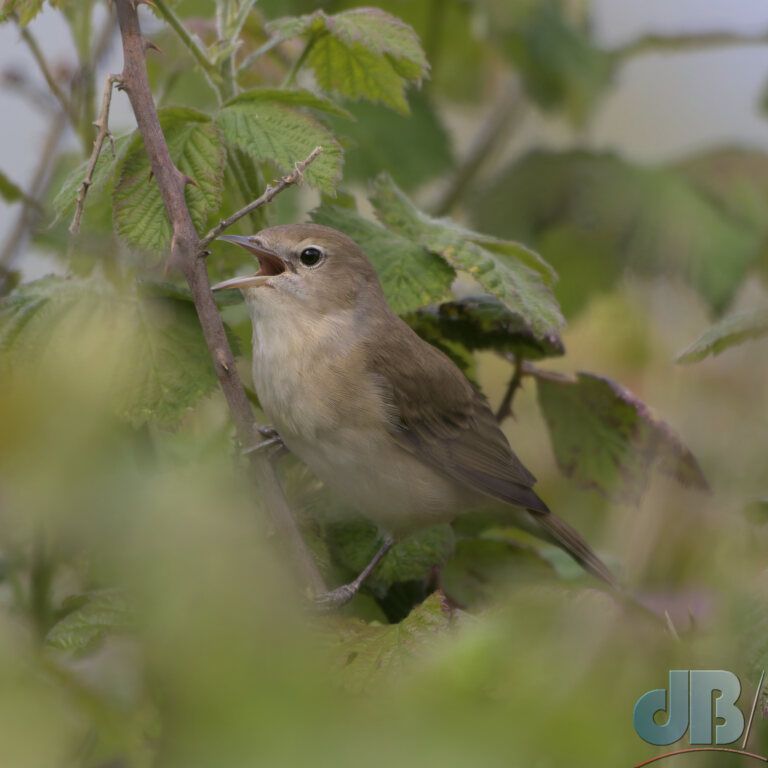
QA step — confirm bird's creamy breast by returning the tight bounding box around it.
[248,307,388,441]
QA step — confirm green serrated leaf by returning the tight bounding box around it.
[311,204,454,315]
[45,590,134,652]
[0,276,225,426]
[408,295,565,361]
[326,519,455,596]
[676,307,768,364]
[536,371,708,501]
[330,592,453,693]
[370,175,563,341]
[225,87,354,120]
[0,0,43,25]
[268,8,428,114]
[53,134,130,221]
[114,109,225,254]
[216,100,342,194]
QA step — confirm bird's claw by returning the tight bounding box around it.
[243,426,287,458]
[313,583,358,611]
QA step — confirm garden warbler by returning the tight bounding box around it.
[214,224,614,606]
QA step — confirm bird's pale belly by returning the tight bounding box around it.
[283,426,464,535]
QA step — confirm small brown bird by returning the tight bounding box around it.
[214,224,614,606]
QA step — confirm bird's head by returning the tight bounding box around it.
[212,224,381,317]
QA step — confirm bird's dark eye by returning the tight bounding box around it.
[299,246,323,267]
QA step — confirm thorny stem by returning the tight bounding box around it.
[200,146,323,251]
[69,74,121,236]
[114,0,326,595]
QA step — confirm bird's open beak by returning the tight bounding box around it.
[211,235,287,291]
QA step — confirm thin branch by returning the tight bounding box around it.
[199,146,323,250]
[18,22,80,129]
[432,77,525,216]
[611,29,768,64]
[238,36,284,74]
[282,34,318,87]
[495,354,524,423]
[152,0,224,96]
[69,74,121,236]
[114,0,326,595]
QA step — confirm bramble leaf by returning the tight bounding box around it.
[216,99,342,194]
[331,592,453,693]
[114,108,225,254]
[409,295,565,361]
[46,590,134,652]
[53,135,130,220]
[311,204,454,315]
[535,371,708,501]
[325,519,455,596]
[677,307,768,364]
[0,276,224,426]
[267,8,429,113]
[370,175,564,341]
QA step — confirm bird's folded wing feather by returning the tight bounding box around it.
[367,317,547,513]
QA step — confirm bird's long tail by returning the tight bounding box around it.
[531,510,618,589]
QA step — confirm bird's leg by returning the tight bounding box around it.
[314,535,395,611]
[243,426,287,459]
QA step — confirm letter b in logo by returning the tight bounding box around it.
[633,670,744,746]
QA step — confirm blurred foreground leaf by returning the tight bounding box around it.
[0,168,30,205]
[677,307,768,363]
[535,371,708,500]
[0,276,222,426]
[0,0,44,25]
[371,174,564,341]
[46,590,134,652]
[311,204,454,315]
[331,592,453,693]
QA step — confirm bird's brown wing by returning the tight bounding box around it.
[367,315,616,587]
[367,315,545,513]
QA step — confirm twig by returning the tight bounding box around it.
[69,74,121,236]
[199,146,323,250]
[114,0,326,596]
[432,77,525,216]
[18,22,80,130]
[495,354,523,423]
[611,29,768,63]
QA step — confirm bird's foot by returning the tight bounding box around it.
[243,426,287,458]
[313,583,359,611]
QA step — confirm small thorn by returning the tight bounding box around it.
[216,349,229,372]
[144,40,162,55]
[198,249,211,259]
[147,169,154,183]
[180,174,198,188]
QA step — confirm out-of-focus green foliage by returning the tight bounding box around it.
[677,306,768,364]
[2,0,768,765]
[536,371,708,501]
